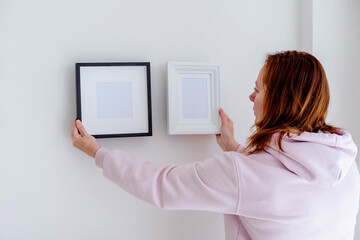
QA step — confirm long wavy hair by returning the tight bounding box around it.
[245,51,339,154]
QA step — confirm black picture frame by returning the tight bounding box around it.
[76,62,152,138]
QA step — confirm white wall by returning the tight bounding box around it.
[313,0,360,146]
[312,0,360,238]
[299,0,313,52]
[0,0,301,239]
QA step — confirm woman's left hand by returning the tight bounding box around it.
[71,119,101,158]
[216,108,240,152]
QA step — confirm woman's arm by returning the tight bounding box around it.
[95,147,240,214]
[71,109,242,214]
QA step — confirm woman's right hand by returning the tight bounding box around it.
[72,119,101,158]
[216,108,240,152]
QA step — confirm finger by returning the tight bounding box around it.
[221,109,233,124]
[219,108,229,125]
[216,134,221,144]
[219,108,225,120]
[72,119,80,138]
[76,119,88,137]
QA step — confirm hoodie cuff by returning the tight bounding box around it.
[95,148,108,169]
[236,144,245,153]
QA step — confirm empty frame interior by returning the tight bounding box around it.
[180,73,211,120]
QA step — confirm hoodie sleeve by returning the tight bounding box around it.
[95,148,240,214]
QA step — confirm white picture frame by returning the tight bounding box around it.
[167,62,223,135]
[76,62,152,138]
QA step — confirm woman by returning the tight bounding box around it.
[72,51,360,240]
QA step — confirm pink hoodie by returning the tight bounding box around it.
[95,130,360,240]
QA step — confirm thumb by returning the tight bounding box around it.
[219,108,229,124]
[72,118,81,137]
[76,119,88,137]
[216,134,221,145]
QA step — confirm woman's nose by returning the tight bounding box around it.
[249,91,255,102]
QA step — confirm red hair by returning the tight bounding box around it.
[245,51,339,154]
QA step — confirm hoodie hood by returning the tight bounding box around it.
[265,130,358,187]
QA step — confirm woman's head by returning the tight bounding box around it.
[249,67,265,123]
[246,51,338,154]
